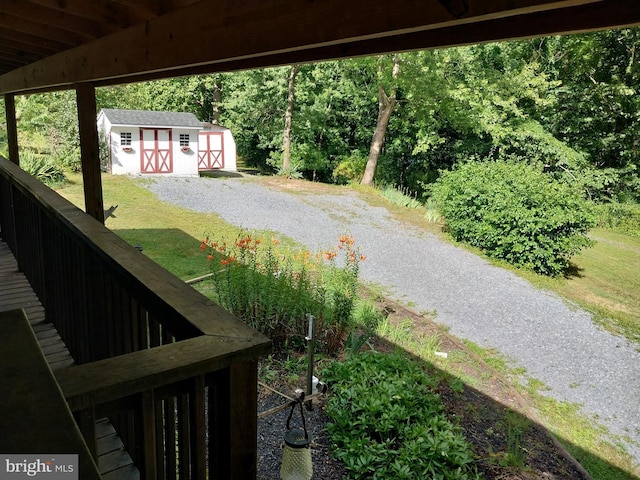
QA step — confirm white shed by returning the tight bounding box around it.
[97,109,236,176]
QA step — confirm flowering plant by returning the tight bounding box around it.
[199,231,365,353]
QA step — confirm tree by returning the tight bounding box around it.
[282,64,300,173]
[361,55,400,185]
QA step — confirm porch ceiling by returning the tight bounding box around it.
[1,0,640,95]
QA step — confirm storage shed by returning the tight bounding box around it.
[97,109,236,176]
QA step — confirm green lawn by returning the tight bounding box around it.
[56,173,237,280]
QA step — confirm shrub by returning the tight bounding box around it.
[332,151,368,184]
[200,232,364,353]
[432,160,596,276]
[323,352,480,480]
[20,151,67,187]
[595,201,640,237]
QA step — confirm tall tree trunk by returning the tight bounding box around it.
[361,55,400,185]
[282,64,300,172]
[211,80,222,125]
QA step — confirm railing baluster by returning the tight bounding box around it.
[178,392,191,479]
[141,391,158,480]
[165,396,178,480]
[208,368,231,479]
[190,375,207,480]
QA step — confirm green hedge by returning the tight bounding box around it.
[432,160,596,276]
[323,352,479,480]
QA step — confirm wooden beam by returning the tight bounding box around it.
[0,0,607,94]
[1,2,117,39]
[70,0,638,91]
[3,94,19,165]
[75,83,104,224]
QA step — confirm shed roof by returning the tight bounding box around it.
[100,109,202,128]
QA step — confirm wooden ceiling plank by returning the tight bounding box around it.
[0,38,59,57]
[0,0,635,94]
[88,0,640,87]
[1,1,117,39]
[0,13,88,45]
[108,0,164,17]
[0,26,74,52]
[22,0,156,28]
[0,47,43,64]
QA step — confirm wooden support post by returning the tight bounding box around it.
[75,83,105,224]
[4,94,19,165]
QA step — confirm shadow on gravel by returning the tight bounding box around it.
[199,169,245,178]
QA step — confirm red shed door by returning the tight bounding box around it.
[198,132,224,170]
[140,128,172,173]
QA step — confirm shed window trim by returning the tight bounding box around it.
[120,132,132,146]
[179,134,190,147]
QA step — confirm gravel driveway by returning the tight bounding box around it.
[141,175,640,468]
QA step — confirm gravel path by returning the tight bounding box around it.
[141,175,640,468]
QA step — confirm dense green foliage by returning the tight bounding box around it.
[3,29,639,225]
[19,151,66,187]
[432,161,596,276]
[595,202,640,237]
[323,351,479,480]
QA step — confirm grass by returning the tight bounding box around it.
[57,173,240,280]
[55,173,639,479]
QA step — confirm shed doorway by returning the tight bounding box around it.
[140,128,173,173]
[198,131,224,170]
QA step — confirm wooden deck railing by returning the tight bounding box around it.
[0,155,271,479]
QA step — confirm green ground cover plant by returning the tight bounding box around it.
[323,351,480,480]
[432,160,596,276]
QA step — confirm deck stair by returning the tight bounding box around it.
[0,239,139,479]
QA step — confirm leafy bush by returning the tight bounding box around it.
[432,160,596,276]
[20,151,67,186]
[595,201,640,237]
[201,232,364,353]
[323,352,479,480]
[332,151,368,184]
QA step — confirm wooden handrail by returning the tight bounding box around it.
[56,335,269,412]
[0,155,264,342]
